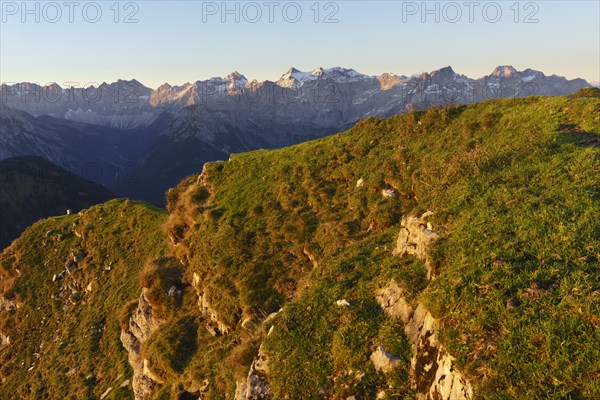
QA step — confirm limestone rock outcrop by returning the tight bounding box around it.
[120,289,165,400]
[193,273,230,335]
[393,212,439,280]
[235,343,272,400]
[377,281,472,400]
[370,345,401,373]
[234,311,281,400]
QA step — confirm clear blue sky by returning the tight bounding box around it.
[1,1,598,88]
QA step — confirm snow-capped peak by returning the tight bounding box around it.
[310,67,322,76]
[320,67,373,82]
[276,67,373,88]
[224,71,248,90]
[519,68,544,82]
[277,67,318,88]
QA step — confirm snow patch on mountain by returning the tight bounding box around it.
[276,67,374,88]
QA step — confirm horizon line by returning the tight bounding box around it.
[1,64,594,91]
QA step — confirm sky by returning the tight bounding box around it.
[1,0,599,88]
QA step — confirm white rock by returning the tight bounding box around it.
[376,280,473,399]
[370,346,400,373]
[335,299,350,307]
[235,343,271,400]
[392,212,439,280]
[0,332,10,347]
[381,189,397,198]
[356,178,364,188]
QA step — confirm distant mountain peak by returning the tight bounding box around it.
[224,71,248,91]
[312,67,325,77]
[226,71,246,80]
[492,65,518,78]
[378,72,408,90]
[277,66,373,88]
[277,68,315,88]
[1,65,591,132]
[430,66,457,80]
[438,66,455,73]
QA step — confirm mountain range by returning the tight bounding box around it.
[1,66,589,129]
[1,66,591,204]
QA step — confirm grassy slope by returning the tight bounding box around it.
[0,92,598,400]
[162,92,598,399]
[0,199,168,400]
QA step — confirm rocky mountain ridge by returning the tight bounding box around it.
[1,66,589,129]
[2,66,590,204]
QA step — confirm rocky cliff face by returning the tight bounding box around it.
[392,211,439,280]
[235,342,272,400]
[233,310,283,400]
[120,289,165,400]
[377,212,473,400]
[377,281,472,400]
[192,273,231,336]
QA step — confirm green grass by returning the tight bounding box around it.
[165,93,598,399]
[0,199,168,399]
[1,90,599,399]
